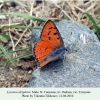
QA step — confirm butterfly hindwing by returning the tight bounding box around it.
[34,41,55,63]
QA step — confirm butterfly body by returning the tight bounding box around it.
[34,20,65,67]
[48,46,65,57]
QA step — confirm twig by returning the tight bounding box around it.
[52,1,74,21]
[14,1,35,48]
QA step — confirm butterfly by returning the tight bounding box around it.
[34,20,66,67]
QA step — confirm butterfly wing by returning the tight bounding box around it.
[34,20,64,67]
[41,20,64,47]
[34,41,55,63]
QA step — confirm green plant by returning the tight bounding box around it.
[0,45,32,66]
[0,12,46,66]
[0,33,10,42]
[85,12,100,40]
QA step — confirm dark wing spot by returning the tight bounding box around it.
[48,31,51,35]
[48,37,51,40]
[43,35,45,37]
[54,33,57,35]
[57,37,59,40]
[49,27,53,29]
[45,47,48,51]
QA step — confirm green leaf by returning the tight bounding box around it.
[0,45,15,66]
[0,25,42,29]
[0,46,32,57]
[1,52,32,64]
[0,12,46,22]
[85,12,100,33]
[64,15,69,20]
[0,46,33,65]
[97,9,100,13]
[85,12,97,25]
[0,33,10,42]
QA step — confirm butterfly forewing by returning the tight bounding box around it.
[41,20,64,47]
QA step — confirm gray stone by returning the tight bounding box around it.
[28,20,100,87]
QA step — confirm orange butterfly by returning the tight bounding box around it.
[34,20,65,67]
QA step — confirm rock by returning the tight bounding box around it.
[28,20,100,87]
